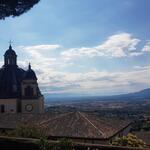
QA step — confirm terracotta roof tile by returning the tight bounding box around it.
[0,112,131,139]
[39,112,131,139]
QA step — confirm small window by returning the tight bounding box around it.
[7,59,10,64]
[25,86,34,97]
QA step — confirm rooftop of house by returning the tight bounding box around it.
[39,112,131,139]
[0,113,55,129]
[0,112,131,139]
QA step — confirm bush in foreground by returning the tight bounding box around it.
[5,125,45,139]
[112,133,146,148]
[39,138,73,150]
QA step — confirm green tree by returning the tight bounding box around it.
[112,133,146,148]
[39,138,51,150]
[39,138,73,150]
[58,139,73,150]
[0,0,40,20]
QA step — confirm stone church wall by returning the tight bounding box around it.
[21,97,44,114]
[0,99,17,113]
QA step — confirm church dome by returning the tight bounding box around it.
[4,45,17,56]
[24,64,37,80]
[0,66,25,98]
[0,44,25,98]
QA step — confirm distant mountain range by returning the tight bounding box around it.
[45,88,150,102]
[102,88,150,101]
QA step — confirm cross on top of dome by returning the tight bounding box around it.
[9,40,13,45]
[8,40,13,49]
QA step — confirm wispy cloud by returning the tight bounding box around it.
[13,33,150,95]
[61,33,142,60]
[37,67,150,95]
[18,44,60,58]
[142,41,150,52]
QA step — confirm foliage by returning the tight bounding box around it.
[39,138,51,150]
[57,139,73,150]
[132,120,150,131]
[39,138,73,150]
[0,0,40,20]
[6,125,45,139]
[112,133,146,148]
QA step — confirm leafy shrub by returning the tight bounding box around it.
[112,133,146,148]
[39,138,73,150]
[39,138,51,150]
[5,125,45,139]
[57,139,73,150]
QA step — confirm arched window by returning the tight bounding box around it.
[7,59,10,64]
[25,86,33,97]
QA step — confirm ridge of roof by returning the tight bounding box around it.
[39,112,118,138]
[78,112,106,137]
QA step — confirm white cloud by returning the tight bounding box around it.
[19,44,60,58]
[142,42,150,52]
[17,44,64,70]
[24,45,60,51]
[11,34,150,95]
[61,33,141,60]
[36,66,150,95]
[129,52,143,56]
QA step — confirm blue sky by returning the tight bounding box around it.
[0,0,150,96]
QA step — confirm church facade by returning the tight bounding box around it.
[0,45,44,114]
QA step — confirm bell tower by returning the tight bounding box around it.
[21,63,44,114]
[21,63,38,99]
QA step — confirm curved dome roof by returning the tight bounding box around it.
[24,64,37,80]
[4,45,17,56]
[0,66,25,98]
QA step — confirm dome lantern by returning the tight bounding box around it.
[4,44,17,66]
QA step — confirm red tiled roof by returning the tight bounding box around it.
[39,112,131,139]
[0,113,56,129]
[0,112,131,139]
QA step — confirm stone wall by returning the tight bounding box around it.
[0,99,17,113]
[0,137,39,150]
[0,136,149,150]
